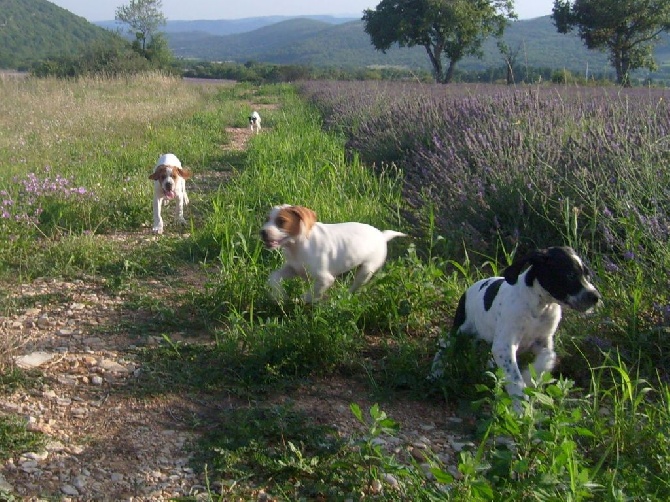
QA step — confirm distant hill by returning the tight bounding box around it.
[163,15,670,78]
[0,0,117,68]
[95,15,356,37]
[165,16,611,74]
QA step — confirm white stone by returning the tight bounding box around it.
[0,472,13,492]
[14,351,56,369]
[98,359,129,373]
[61,484,80,496]
[73,475,88,489]
[21,451,48,461]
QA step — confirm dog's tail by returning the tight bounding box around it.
[382,230,408,242]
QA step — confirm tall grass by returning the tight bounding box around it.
[182,86,427,385]
[0,74,230,278]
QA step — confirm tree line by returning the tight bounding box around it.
[363,0,670,86]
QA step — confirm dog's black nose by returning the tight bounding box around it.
[573,289,601,312]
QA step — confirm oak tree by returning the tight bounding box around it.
[552,0,670,86]
[115,0,166,51]
[362,0,515,83]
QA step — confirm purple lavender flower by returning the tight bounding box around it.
[603,259,620,273]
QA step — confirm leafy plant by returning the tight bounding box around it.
[0,415,44,463]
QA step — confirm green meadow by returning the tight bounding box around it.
[0,74,669,501]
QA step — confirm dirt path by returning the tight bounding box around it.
[0,126,465,501]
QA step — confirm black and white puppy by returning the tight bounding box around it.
[431,246,601,401]
[249,111,261,134]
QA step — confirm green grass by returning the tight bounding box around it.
[0,370,45,467]
[0,75,668,501]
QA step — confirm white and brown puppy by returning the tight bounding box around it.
[431,246,601,402]
[249,111,261,134]
[149,153,191,234]
[260,204,406,303]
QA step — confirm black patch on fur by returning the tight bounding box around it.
[479,279,491,291]
[452,292,467,331]
[483,278,504,311]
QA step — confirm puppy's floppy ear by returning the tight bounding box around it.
[503,249,547,284]
[149,165,165,180]
[178,168,192,179]
[288,206,317,236]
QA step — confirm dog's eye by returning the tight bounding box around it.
[276,216,287,228]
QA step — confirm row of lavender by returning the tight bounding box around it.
[299,81,670,273]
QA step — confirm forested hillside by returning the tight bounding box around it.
[166,15,670,79]
[0,0,116,69]
[95,15,356,36]
[165,17,613,75]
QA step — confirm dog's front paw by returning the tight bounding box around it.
[152,226,164,234]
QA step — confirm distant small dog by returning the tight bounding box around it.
[431,246,601,402]
[249,111,261,134]
[260,204,406,303]
[149,153,191,234]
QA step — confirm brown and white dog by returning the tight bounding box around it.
[149,153,191,234]
[260,204,407,302]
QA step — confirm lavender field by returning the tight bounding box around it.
[300,80,670,376]
[300,81,670,259]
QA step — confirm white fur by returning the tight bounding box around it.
[150,153,190,235]
[431,247,600,404]
[261,204,406,303]
[249,111,261,134]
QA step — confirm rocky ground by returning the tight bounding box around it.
[0,127,471,501]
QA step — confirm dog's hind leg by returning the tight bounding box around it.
[429,337,451,379]
[349,255,386,293]
[430,294,467,379]
[304,273,336,303]
[349,266,375,293]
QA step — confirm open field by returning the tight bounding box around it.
[0,75,669,501]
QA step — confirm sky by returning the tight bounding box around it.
[49,0,554,22]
